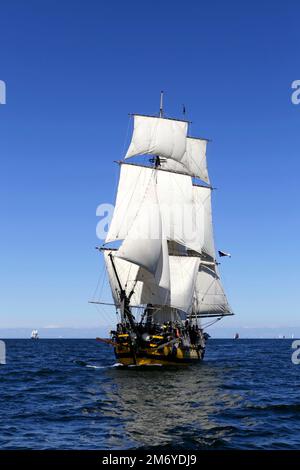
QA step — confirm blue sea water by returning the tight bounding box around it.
[0,339,299,450]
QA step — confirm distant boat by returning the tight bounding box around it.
[234,333,239,340]
[30,329,39,340]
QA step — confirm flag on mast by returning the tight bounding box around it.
[218,250,231,258]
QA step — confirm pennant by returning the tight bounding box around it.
[218,250,231,258]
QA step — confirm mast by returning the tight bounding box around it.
[153,91,164,168]
[159,90,164,117]
[108,253,136,331]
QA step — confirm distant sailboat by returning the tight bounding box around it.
[30,329,39,340]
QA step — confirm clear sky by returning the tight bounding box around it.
[0,0,299,332]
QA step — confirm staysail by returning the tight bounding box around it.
[193,264,232,316]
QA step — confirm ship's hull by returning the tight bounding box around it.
[114,342,205,366]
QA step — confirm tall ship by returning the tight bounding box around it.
[30,329,39,340]
[95,93,233,366]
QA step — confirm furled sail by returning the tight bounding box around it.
[193,264,232,316]
[161,137,210,183]
[125,115,188,163]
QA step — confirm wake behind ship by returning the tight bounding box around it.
[93,93,233,366]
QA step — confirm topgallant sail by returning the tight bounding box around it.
[95,93,233,366]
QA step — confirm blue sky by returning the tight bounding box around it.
[0,0,299,332]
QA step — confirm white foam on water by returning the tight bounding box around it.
[85,363,124,369]
[86,364,107,369]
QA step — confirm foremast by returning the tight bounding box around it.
[108,253,136,331]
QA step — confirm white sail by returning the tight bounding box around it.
[104,251,200,315]
[102,105,232,323]
[157,170,203,254]
[192,185,215,259]
[152,306,184,324]
[161,137,210,183]
[105,164,155,243]
[169,256,200,314]
[193,264,231,315]
[104,251,169,306]
[115,171,163,273]
[107,164,204,254]
[125,115,188,162]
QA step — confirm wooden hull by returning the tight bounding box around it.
[114,343,205,367]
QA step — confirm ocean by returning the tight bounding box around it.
[0,339,299,450]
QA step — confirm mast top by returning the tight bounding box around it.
[159,90,164,118]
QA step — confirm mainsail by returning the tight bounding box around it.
[102,101,232,320]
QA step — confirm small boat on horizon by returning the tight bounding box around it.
[30,329,39,340]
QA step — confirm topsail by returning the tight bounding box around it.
[125,115,210,184]
[161,137,210,183]
[125,115,188,162]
